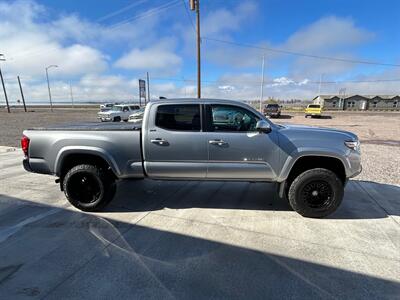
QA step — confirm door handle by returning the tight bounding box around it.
[209,139,228,146]
[151,138,168,145]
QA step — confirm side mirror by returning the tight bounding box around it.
[256,120,271,133]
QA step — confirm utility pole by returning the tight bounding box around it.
[146,72,150,104]
[318,73,324,96]
[189,0,201,98]
[45,65,58,112]
[69,82,74,108]
[259,54,265,113]
[0,54,10,113]
[17,76,27,112]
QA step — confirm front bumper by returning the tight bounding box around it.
[348,164,362,178]
[97,116,112,121]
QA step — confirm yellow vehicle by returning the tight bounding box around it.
[305,104,323,118]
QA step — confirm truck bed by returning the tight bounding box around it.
[23,122,144,179]
[27,122,141,131]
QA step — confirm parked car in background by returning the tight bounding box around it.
[22,98,361,218]
[99,103,114,112]
[263,103,281,118]
[128,108,145,123]
[97,104,140,122]
[305,104,323,118]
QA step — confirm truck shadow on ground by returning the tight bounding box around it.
[0,195,399,298]
[270,114,293,119]
[106,179,400,220]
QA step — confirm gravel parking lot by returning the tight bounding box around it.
[1,108,399,185]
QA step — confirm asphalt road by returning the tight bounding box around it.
[0,146,399,299]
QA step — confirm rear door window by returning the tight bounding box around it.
[156,105,201,131]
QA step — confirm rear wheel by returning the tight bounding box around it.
[63,164,116,211]
[288,168,343,218]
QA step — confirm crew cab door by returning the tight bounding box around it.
[143,103,208,178]
[205,104,278,180]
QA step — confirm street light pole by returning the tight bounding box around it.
[260,54,265,113]
[45,65,58,112]
[318,73,324,96]
[0,54,10,113]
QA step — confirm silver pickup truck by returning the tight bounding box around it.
[21,99,362,218]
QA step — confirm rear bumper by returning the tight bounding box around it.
[23,158,33,172]
[265,111,281,116]
[23,157,52,174]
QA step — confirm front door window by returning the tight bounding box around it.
[208,105,259,132]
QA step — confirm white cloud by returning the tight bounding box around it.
[202,1,257,37]
[181,1,258,57]
[0,1,108,77]
[284,16,373,53]
[205,15,375,78]
[114,39,182,72]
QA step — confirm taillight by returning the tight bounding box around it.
[21,135,30,157]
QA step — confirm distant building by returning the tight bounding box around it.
[313,95,400,111]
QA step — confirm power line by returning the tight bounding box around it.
[202,37,400,67]
[108,0,181,30]
[96,0,149,22]
[180,0,196,33]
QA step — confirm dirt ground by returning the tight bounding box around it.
[0,107,399,185]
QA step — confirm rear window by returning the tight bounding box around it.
[308,104,321,108]
[129,105,140,110]
[156,105,201,131]
[266,104,279,108]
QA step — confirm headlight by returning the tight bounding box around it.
[345,140,360,151]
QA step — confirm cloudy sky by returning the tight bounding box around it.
[0,0,399,103]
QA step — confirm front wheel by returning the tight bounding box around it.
[288,168,343,218]
[63,164,116,211]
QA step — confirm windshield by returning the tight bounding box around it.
[112,106,123,112]
[308,104,321,108]
[266,104,279,108]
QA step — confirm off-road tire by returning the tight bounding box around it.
[288,168,343,218]
[63,164,116,212]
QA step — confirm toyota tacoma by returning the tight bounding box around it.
[21,99,361,218]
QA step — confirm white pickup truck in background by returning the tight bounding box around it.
[97,104,141,122]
